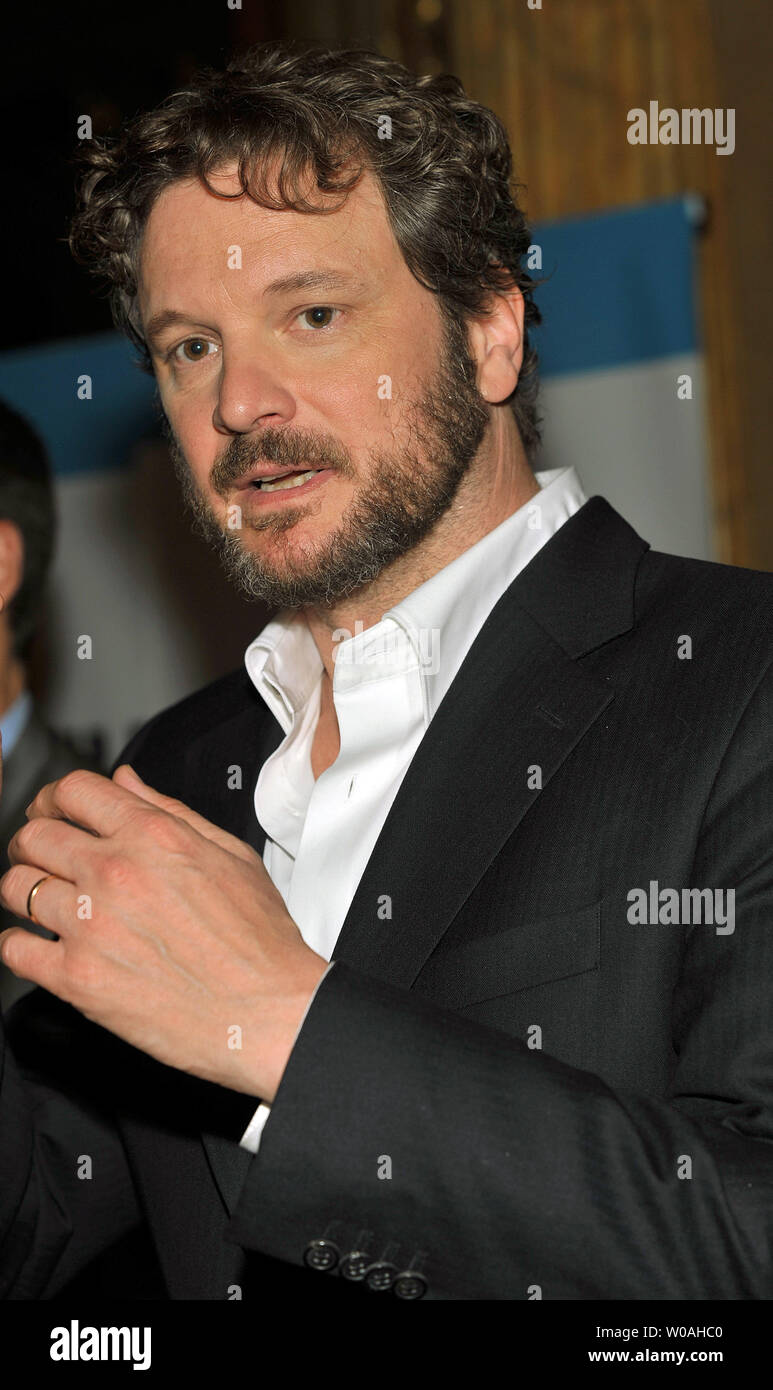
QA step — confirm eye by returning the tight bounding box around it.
[296,306,340,331]
[171,338,219,364]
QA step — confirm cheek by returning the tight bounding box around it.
[336,335,428,428]
[319,380,394,457]
[309,339,388,415]
[163,393,214,470]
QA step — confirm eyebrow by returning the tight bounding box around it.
[262,269,367,298]
[144,269,368,349]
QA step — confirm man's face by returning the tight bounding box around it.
[138,164,489,608]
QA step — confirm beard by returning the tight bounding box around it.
[163,306,489,609]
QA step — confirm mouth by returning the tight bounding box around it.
[236,466,336,506]
[252,467,320,493]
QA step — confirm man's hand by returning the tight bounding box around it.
[0,765,328,1102]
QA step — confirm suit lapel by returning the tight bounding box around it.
[197,693,284,1214]
[331,606,615,983]
[202,496,649,1215]
[332,497,649,982]
[184,689,284,854]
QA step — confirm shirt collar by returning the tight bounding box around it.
[245,611,322,733]
[245,466,587,727]
[389,466,586,715]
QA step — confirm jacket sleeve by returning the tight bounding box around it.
[223,664,773,1300]
[0,990,147,1299]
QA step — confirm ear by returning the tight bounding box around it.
[467,279,525,406]
[0,521,24,607]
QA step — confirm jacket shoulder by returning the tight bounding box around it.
[636,548,773,661]
[643,547,773,595]
[111,666,262,776]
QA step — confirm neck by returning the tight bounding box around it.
[305,415,539,679]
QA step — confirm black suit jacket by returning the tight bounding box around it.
[1,497,772,1300]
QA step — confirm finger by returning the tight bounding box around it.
[25,768,151,838]
[0,925,64,991]
[8,815,87,878]
[112,765,259,864]
[0,866,80,938]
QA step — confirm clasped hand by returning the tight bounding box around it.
[0,763,328,1102]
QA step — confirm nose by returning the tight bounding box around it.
[213,356,297,436]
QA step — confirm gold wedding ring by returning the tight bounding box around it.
[27,875,54,925]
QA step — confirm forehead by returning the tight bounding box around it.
[137,163,400,306]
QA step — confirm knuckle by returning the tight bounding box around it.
[15,819,45,856]
[0,931,23,972]
[1,866,28,907]
[100,852,134,893]
[144,809,186,853]
[58,767,95,798]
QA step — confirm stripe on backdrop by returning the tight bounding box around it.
[0,331,160,477]
[531,195,711,564]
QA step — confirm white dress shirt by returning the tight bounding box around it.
[239,466,587,1152]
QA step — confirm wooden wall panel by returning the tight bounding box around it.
[709,0,773,574]
[442,0,770,567]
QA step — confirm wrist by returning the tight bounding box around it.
[229,952,330,1103]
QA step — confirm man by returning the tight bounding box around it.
[0,42,771,1301]
[0,401,103,1013]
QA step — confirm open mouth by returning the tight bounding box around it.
[251,468,321,493]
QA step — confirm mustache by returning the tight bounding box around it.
[209,426,355,496]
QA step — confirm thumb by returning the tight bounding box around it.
[112,763,147,791]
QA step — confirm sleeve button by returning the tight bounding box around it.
[394,1272,428,1299]
[303,1239,340,1272]
[365,1260,398,1292]
[340,1250,371,1281]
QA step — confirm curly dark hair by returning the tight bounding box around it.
[69,40,543,457]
